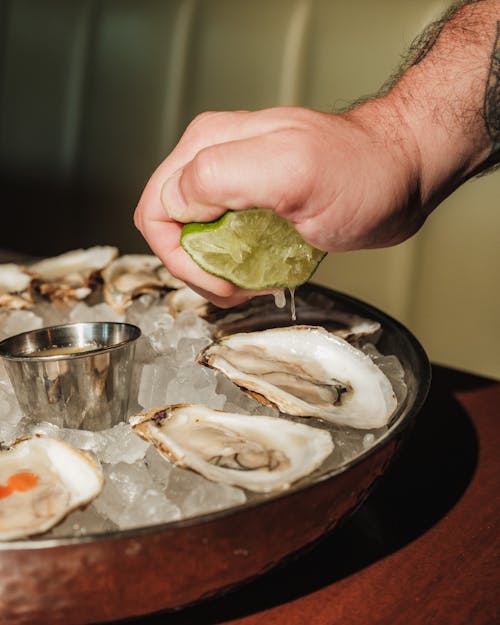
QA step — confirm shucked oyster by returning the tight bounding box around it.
[198,326,398,429]
[30,246,118,302]
[132,404,333,493]
[165,286,209,317]
[0,263,34,309]
[102,254,185,313]
[198,293,381,343]
[0,435,104,541]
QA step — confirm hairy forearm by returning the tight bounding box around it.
[374,0,499,213]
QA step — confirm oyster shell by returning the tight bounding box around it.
[198,326,397,429]
[30,246,118,302]
[0,263,34,309]
[102,254,185,313]
[165,286,209,317]
[132,404,333,493]
[0,435,104,540]
[201,293,381,343]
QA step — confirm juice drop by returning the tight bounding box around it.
[273,288,286,309]
[273,288,297,321]
[289,288,296,321]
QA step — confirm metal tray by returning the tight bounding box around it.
[0,283,431,625]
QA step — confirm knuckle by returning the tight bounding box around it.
[189,148,220,198]
[274,133,319,209]
[184,111,231,140]
[186,111,218,132]
[184,110,248,142]
[180,112,220,144]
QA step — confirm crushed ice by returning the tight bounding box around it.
[0,295,405,539]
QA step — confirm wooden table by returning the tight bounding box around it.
[106,365,499,625]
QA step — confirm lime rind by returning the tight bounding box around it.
[180,208,325,290]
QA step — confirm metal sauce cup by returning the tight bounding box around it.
[0,322,141,430]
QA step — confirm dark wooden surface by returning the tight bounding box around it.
[107,364,499,625]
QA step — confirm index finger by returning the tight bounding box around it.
[135,179,262,304]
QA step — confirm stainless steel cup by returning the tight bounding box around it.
[0,322,141,430]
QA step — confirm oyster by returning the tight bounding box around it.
[201,293,381,343]
[0,263,34,309]
[165,286,209,317]
[132,404,333,493]
[102,254,185,313]
[198,326,398,429]
[0,435,104,540]
[30,246,118,302]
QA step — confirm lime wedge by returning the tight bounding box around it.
[180,208,325,290]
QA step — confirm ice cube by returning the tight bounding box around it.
[144,445,173,487]
[133,335,157,364]
[168,310,212,347]
[126,299,174,353]
[29,421,62,439]
[174,336,211,366]
[98,422,150,464]
[138,357,177,409]
[362,343,407,403]
[93,462,181,529]
[145,447,247,521]
[125,295,160,328]
[165,365,224,408]
[0,309,43,341]
[362,433,376,449]
[33,300,72,326]
[166,464,246,519]
[0,386,24,443]
[69,301,125,323]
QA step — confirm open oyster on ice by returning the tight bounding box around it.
[165,286,209,317]
[0,263,34,309]
[194,292,381,343]
[132,404,333,493]
[198,326,398,429]
[102,254,185,313]
[0,435,104,541]
[30,246,118,302]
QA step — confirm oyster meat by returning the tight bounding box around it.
[0,263,34,309]
[30,246,118,302]
[102,254,185,313]
[0,435,104,540]
[132,404,333,493]
[198,326,398,429]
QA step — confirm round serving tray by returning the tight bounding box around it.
[0,283,431,625]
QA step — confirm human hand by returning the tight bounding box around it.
[135,0,500,307]
[134,103,424,306]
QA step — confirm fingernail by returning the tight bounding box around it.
[161,169,185,221]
